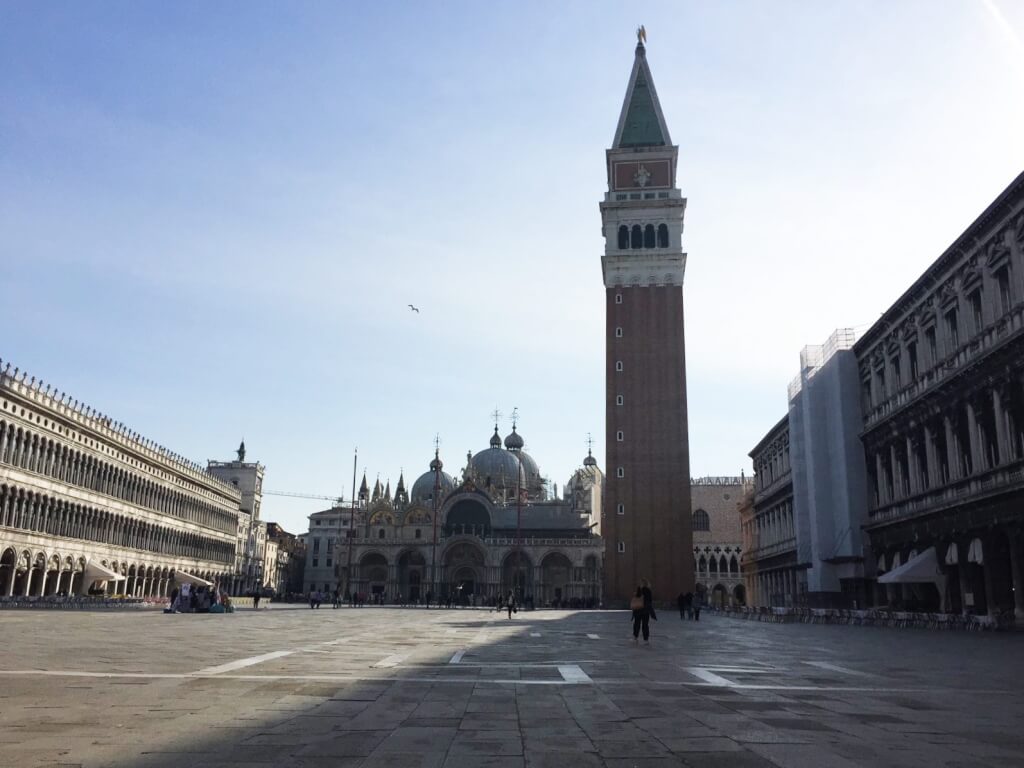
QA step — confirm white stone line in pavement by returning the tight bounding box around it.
[449,650,466,664]
[530,632,541,637]
[687,667,738,687]
[803,660,875,677]
[698,666,775,674]
[558,664,593,683]
[445,629,457,635]
[193,650,294,676]
[587,633,600,639]
[0,669,1013,694]
[374,653,409,668]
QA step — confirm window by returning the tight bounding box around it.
[315,520,321,526]
[997,267,1012,314]
[616,467,624,478]
[617,225,629,249]
[945,308,960,351]
[616,430,624,441]
[312,538,320,554]
[693,509,710,531]
[378,528,386,539]
[657,224,669,248]
[415,528,422,539]
[969,290,983,334]
[312,558,319,567]
[616,395,624,406]
[643,224,656,248]
[615,293,623,304]
[875,367,886,399]
[890,356,901,390]
[617,541,625,553]
[326,558,332,567]
[631,225,642,249]
[615,327,623,338]
[908,342,919,380]
[617,503,625,515]
[615,361,623,372]
[925,327,937,365]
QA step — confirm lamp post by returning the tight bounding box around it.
[345,448,357,602]
[430,438,441,605]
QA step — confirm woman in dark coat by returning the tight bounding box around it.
[632,579,656,644]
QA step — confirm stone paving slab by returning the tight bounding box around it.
[0,606,1022,767]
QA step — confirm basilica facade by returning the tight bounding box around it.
[316,425,604,606]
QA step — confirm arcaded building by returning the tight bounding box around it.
[856,171,1024,618]
[601,36,693,606]
[691,477,751,607]
[324,425,604,606]
[0,361,242,597]
[746,418,799,607]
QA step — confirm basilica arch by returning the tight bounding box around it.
[500,550,533,598]
[442,540,486,598]
[357,551,389,598]
[443,497,492,538]
[396,549,427,603]
[539,552,573,605]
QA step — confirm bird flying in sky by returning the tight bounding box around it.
[408,304,420,313]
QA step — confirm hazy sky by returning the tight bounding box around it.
[3,2,1023,535]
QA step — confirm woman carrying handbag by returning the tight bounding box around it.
[631,579,656,645]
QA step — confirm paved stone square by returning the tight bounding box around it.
[0,607,1021,767]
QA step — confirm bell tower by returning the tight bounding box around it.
[600,34,693,605]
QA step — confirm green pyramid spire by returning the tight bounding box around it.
[613,42,671,149]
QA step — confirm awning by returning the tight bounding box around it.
[945,542,959,566]
[173,571,213,588]
[84,560,121,584]
[878,547,943,584]
[967,538,984,565]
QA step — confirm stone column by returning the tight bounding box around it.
[981,536,997,618]
[993,387,1010,465]
[923,425,936,487]
[906,437,919,495]
[944,416,959,481]
[966,401,982,473]
[890,444,901,498]
[1007,531,1024,621]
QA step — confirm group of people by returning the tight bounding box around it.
[167,584,233,614]
[676,591,702,621]
[628,582,703,645]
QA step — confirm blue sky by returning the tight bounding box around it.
[3,2,1023,535]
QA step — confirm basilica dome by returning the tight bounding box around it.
[472,428,525,489]
[411,454,455,503]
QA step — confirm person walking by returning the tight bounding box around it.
[506,590,517,619]
[631,579,656,645]
[676,592,685,620]
[253,590,261,610]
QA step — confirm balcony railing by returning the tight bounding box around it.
[868,460,1024,527]
[744,536,797,562]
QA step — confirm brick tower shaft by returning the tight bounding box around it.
[600,38,694,606]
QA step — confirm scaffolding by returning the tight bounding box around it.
[787,328,857,402]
